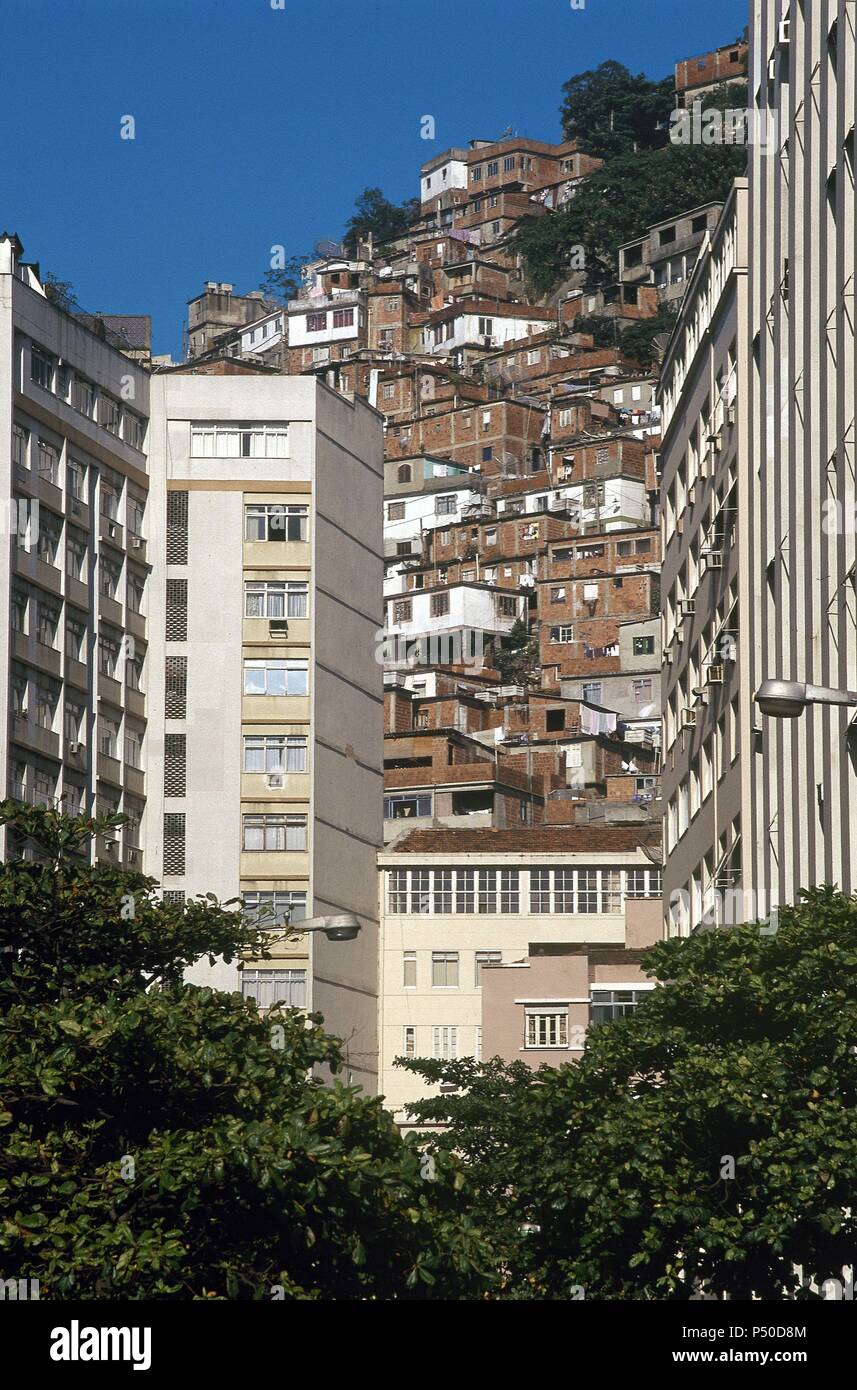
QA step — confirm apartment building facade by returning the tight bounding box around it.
[145,371,384,1089]
[0,234,151,862]
[659,181,751,934]
[378,826,662,1123]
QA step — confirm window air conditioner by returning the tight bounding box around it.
[707,665,725,684]
[680,708,697,729]
[69,742,82,754]
[131,536,143,549]
[269,618,289,636]
[266,773,285,790]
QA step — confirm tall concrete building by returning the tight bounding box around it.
[661,0,857,928]
[145,371,384,1090]
[0,234,151,861]
[659,182,751,932]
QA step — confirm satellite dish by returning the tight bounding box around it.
[314,238,342,259]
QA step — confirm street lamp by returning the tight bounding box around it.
[755,679,857,720]
[295,913,361,943]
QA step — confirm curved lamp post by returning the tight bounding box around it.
[754,679,857,720]
[295,912,361,943]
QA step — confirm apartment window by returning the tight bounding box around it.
[65,614,87,663]
[471,166,482,182]
[244,503,307,541]
[243,734,307,774]
[127,493,145,538]
[402,1025,417,1057]
[397,464,411,483]
[99,554,121,599]
[30,346,54,391]
[67,458,86,501]
[242,814,307,852]
[306,312,326,332]
[244,658,308,696]
[128,653,145,698]
[37,439,59,485]
[550,625,574,643]
[126,568,146,614]
[632,678,653,702]
[384,792,432,820]
[633,635,655,655]
[37,597,60,648]
[11,674,28,719]
[192,424,289,458]
[392,599,412,624]
[430,592,449,617]
[387,502,405,521]
[241,969,307,1009]
[432,951,459,988]
[526,1010,568,1048]
[64,701,84,745]
[496,594,517,618]
[244,580,308,619]
[61,529,86,583]
[12,423,29,468]
[478,318,493,337]
[403,951,417,989]
[659,225,676,246]
[435,494,457,515]
[71,376,95,416]
[243,891,307,927]
[163,732,185,793]
[491,221,501,236]
[503,155,515,172]
[11,588,27,633]
[34,768,56,807]
[37,512,62,567]
[124,725,144,770]
[125,413,145,451]
[582,682,602,704]
[475,950,501,985]
[590,989,650,1025]
[99,395,122,435]
[165,579,187,641]
[487,161,498,176]
[166,490,189,564]
[527,349,540,365]
[433,1025,458,1060]
[98,716,119,758]
[550,586,566,604]
[332,307,354,329]
[165,655,187,717]
[98,633,120,678]
[100,484,118,520]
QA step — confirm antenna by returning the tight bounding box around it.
[314,238,342,259]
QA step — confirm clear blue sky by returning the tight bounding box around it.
[0,0,748,358]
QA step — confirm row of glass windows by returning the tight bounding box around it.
[28,349,145,451]
[191,425,290,459]
[387,866,662,914]
[399,991,652,1060]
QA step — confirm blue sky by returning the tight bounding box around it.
[0,0,748,358]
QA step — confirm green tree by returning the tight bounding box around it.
[514,142,747,294]
[259,254,309,305]
[404,889,857,1300]
[0,803,496,1300]
[492,618,540,685]
[560,60,674,158]
[343,187,420,253]
[618,299,678,369]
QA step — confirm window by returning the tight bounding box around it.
[100,484,118,520]
[11,588,27,633]
[392,600,412,624]
[503,155,515,172]
[65,703,84,745]
[402,1025,417,1057]
[550,625,574,643]
[496,594,517,618]
[30,346,54,390]
[633,635,655,656]
[70,376,95,415]
[487,161,498,176]
[98,716,119,758]
[244,580,308,619]
[37,439,59,485]
[430,592,449,617]
[244,658,307,697]
[582,682,602,704]
[332,307,354,328]
[471,166,482,182]
[99,395,122,435]
[65,614,87,663]
[387,501,405,521]
[526,1010,568,1048]
[550,586,566,604]
[126,568,146,614]
[243,734,307,774]
[481,446,493,464]
[37,512,62,567]
[590,989,650,1025]
[98,633,120,678]
[432,951,459,987]
[435,494,457,515]
[127,493,145,538]
[66,530,87,582]
[124,726,143,769]
[67,458,86,501]
[475,950,501,985]
[244,503,307,541]
[12,423,29,468]
[397,464,411,483]
[241,969,307,1009]
[527,348,540,365]
[403,951,417,989]
[125,412,145,451]
[632,678,653,702]
[192,424,290,459]
[36,597,59,648]
[242,814,307,852]
[433,1025,458,1060]
[306,312,326,332]
[99,554,121,599]
[243,891,307,927]
[384,792,432,819]
[478,318,493,337]
[625,867,662,899]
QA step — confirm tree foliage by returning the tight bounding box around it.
[259,254,310,305]
[0,803,495,1300]
[618,299,678,369]
[343,187,420,253]
[403,889,857,1300]
[560,60,674,159]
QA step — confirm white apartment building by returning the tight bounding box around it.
[378,827,663,1123]
[659,181,751,933]
[145,372,384,1090]
[0,234,150,861]
[384,581,526,668]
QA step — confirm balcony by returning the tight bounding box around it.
[65,574,90,611]
[98,593,123,628]
[11,629,62,678]
[127,532,147,563]
[13,547,63,596]
[124,764,145,797]
[98,672,123,707]
[64,740,88,773]
[66,495,91,529]
[64,655,89,691]
[10,715,60,761]
[96,752,123,788]
[99,515,124,549]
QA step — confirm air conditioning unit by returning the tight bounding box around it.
[707,432,723,454]
[266,773,285,790]
[103,837,118,849]
[678,598,696,617]
[268,618,289,636]
[778,17,790,45]
[680,707,697,729]
[69,741,82,754]
[707,665,725,684]
[702,549,724,570]
[726,403,736,426]
[131,536,143,549]
[71,500,83,516]
[106,521,117,538]
[128,848,139,862]
[768,57,778,81]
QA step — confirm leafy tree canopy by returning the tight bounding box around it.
[344,187,420,254]
[402,888,857,1300]
[0,803,496,1300]
[560,60,674,159]
[259,254,310,305]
